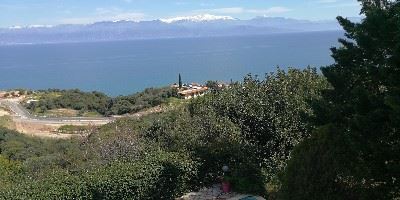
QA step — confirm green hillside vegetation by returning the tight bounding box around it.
[0,67,327,199]
[0,107,14,129]
[25,87,177,116]
[0,116,14,129]
[0,1,399,199]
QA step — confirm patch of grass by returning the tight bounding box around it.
[32,109,102,118]
[0,116,14,129]
[165,97,186,108]
[45,109,79,117]
[81,111,102,117]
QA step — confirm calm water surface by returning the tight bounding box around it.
[0,31,342,96]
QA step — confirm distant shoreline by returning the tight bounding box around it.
[0,30,344,47]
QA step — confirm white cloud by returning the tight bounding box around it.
[193,6,291,15]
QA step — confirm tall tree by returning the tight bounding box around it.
[281,0,400,199]
[178,73,182,88]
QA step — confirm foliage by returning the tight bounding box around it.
[280,125,361,200]
[26,89,110,115]
[281,1,400,199]
[142,107,250,186]
[0,65,328,198]
[0,155,21,188]
[0,115,14,129]
[179,73,182,88]
[205,80,227,92]
[0,150,199,200]
[190,67,328,184]
[0,127,85,172]
[135,67,327,195]
[25,87,177,116]
[109,87,177,115]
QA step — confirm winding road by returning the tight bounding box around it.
[0,98,114,125]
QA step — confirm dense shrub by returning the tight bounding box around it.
[108,87,178,115]
[189,68,328,185]
[88,151,198,200]
[135,68,327,195]
[280,125,361,200]
[141,107,252,188]
[26,87,177,116]
[0,155,21,189]
[26,89,110,115]
[0,151,198,200]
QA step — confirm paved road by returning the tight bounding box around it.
[0,98,114,125]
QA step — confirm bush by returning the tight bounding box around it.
[0,150,199,200]
[279,125,361,200]
[25,87,177,116]
[189,67,328,185]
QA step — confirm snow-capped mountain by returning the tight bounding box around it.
[160,14,235,23]
[0,15,345,45]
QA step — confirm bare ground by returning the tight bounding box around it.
[0,109,9,116]
[13,120,83,139]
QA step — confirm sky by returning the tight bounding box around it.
[0,0,362,28]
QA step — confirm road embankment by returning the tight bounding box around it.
[0,98,113,138]
[0,98,164,138]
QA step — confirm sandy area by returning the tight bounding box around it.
[0,109,9,116]
[13,120,87,139]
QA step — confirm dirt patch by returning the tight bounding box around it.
[13,121,81,139]
[0,109,9,116]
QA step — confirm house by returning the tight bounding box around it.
[178,86,208,99]
[171,73,209,99]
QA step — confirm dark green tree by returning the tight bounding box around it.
[178,73,182,88]
[281,1,400,199]
[205,80,220,92]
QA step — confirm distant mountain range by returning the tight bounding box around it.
[0,14,355,45]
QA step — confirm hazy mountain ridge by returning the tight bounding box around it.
[0,15,345,45]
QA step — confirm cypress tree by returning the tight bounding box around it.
[178,73,182,88]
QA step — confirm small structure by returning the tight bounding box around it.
[26,99,39,104]
[178,86,208,99]
[172,74,209,99]
[0,91,6,99]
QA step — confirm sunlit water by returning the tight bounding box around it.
[0,31,342,96]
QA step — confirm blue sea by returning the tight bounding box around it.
[0,31,342,96]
